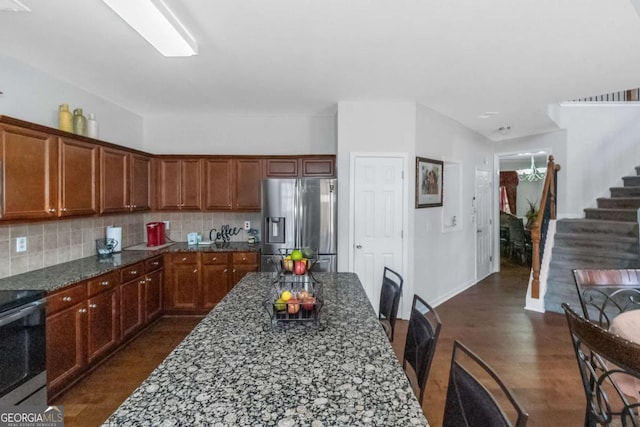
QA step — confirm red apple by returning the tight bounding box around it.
[302,296,316,311]
[294,260,307,275]
[287,298,300,314]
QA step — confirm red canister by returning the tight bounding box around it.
[146,222,166,247]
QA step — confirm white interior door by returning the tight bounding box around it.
[475,168,492,280]
[353,156,404,313]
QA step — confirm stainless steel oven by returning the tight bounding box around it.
[0,290,47,406]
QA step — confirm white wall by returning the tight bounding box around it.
[336,100,416,315]
[143,113,336,154]
[414,104,494,307]
[0,55,143,149]
[549,104,640,216]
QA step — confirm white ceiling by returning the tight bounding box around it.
[2,0,640,141]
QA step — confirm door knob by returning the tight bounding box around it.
[356,244,362,249]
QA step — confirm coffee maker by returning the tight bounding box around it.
[146,222,166,247]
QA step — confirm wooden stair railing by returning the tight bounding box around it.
[530,155,561,299]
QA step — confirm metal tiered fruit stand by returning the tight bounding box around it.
[262,249,324,331]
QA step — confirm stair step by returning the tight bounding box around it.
[552,246,639,261]
[584,208,638,222]
[597,197,640,209]
[548,256,640,271]
[556,219,639,236]
[623,176,640,187]
[553,234,639,253]
[610,187,640,197]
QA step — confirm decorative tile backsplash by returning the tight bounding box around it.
[0,211,262,279]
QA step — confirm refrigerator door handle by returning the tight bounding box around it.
[294,179,299,249]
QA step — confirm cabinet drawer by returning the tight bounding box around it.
[232,252,258,265]
[202,252,229,265]
[88,271,120,297]
[145,256,163,272]
[171,253,199,264]
[47,283,86,315]
[120,262,145,283]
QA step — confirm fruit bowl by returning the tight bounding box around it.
[262,275,324,330]
[268,248,319,277]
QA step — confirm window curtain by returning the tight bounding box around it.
[500,171,518,214]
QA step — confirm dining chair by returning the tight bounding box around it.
[378,267,403,341]
[562,303,640,427]
[442,340,528,427]
[572,268,640,329]
[402,294,441,404]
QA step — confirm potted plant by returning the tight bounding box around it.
[525,199,538,229]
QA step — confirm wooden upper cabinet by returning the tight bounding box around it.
[58,138,100,217]
[0,124,58,220]
[265,156,335,178]
[234,158,263,211]
[100,147,128,214]
[101,148,151,214]
[203,158,233,210]
[156,158,202,210]
[129,154,151,212]
[300,156,335,177]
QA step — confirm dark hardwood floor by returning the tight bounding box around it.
[54,263,585,426]
[391,260,585,427]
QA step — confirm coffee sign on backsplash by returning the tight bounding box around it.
[209,225,243,242]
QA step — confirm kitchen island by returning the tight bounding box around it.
[103,272,429,426]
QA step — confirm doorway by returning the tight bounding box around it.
[495,150,549,270]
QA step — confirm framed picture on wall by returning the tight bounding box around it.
[415,157,444,208]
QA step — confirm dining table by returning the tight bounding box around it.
[102,272,429,426]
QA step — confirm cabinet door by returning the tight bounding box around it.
[86,289,119,365]
[301,156,335,177]
[0,124,58,219]
[46,302,86,398]
[59,138,100,216]
[265,158,299,177]
[120,278,144,341]
[202,264,229,309]
[180,159,202,210]
[234,158,263,210]
[164,253,200,312]
[129,153,151,211]
[156,159,182,210]
[203,158,233,210]
[100,147,128,214]
[145,270,163,323]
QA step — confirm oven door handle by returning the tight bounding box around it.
[0,300,45,328]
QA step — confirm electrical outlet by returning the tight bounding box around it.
[163,220,170,230]
[244,221,251,230]
[16,236,27,253]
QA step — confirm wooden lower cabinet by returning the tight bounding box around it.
[46,285,86,399]
[87,288,119,365]
[46,255,165,400]
[164,251,259,314]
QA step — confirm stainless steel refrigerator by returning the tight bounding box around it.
[261,178,337,272]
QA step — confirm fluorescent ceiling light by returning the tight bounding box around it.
[102,0,197,57]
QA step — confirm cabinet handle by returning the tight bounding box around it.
[101,281,109,286]
[62,296,72,302]
[182,257,187,262]
[233,269,237,273]
[212,257,217,261]
[139,279,146,285]
[132,205,137,208]
[242,257,247,261]
[79,308,87,313]
[223,269,228,273]
[89,304,97,309]
[48,208,56,213]
[193,269,198,273]
[152,261,159,266]
[146,277,152,282]
[61,207,68,212]
[130,270,137,275]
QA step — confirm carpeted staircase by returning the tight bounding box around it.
[544,167,640,313]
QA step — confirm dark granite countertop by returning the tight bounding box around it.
[103,272,429,427]
[0,242,261,293]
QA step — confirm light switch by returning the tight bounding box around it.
[16,236,26,252]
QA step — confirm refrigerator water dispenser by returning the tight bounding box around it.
[265,217,286,244]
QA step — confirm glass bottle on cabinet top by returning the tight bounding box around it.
[58,104,72,132]
[87,113,98,139]
[72,108,87,136]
